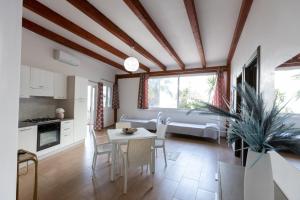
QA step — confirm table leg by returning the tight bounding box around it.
[111,143,117,181]
[151,139,155,174]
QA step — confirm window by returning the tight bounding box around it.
[148,74,216,109]
[103,85,112,108]
[148,77,178,108]
[275,68,300,113]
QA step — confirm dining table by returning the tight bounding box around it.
[107,127,157,181]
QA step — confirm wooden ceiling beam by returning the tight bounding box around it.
[277,53,300,68]
[183,0,206,68]
[23,0,150,72]
[278,63,300,68]
[117,66,228,79]
[22,18,130,73]
[66,0,167,71]
[227,0,253,65]
[123,0,185,70]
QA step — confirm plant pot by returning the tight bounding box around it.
[244,150,274,200]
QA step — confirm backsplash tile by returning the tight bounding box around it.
[19,97,57,120]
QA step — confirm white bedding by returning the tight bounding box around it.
[120,118,157,130]
[167,121,220,142]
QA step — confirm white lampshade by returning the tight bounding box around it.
[124,56,139,72]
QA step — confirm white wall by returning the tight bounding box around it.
[230,0,300,126]
[231,0,300,103]
[21,29,116,127]
[0,0,22,199]
[118,78,225,134]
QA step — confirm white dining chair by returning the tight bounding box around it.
[120,138,153,194]
[115,122,131,129]
[90,129,112,170]
[154,123,168,166]
[115,121,132,172]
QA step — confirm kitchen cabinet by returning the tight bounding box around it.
[74,99,87,141]
[66,76,88,142]
[18,126,37,153]
[30,67,54,97]
[54,73,67,99]
[20,65,31,98]
[74,76,88,100]
[60,120,74,147]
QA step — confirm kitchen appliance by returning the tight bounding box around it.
[56,108,65,119]
[22,117,59,124]
[36,121,60,151]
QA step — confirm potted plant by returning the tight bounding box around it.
[189,83,300,200]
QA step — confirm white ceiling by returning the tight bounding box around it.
[22,0,243,73]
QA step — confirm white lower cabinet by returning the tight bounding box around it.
[18,126,37,153]
[60,120,74,147]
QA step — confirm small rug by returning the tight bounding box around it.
[167,152,181,161]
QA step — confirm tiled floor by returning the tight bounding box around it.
[18,129,299,200]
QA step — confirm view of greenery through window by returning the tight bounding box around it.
[275,68,300,113]
[148,74,216,109]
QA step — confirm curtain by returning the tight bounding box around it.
[112,83,120,109]
[213,71,227,110]
[95,82,104,130]
[137,74,149,109]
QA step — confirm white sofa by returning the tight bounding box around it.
[167,119,221,144]
[120,112,162,131]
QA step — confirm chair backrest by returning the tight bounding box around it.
[120,114,126,121]
[156,112,163,130]
[115,122,131,129]
[156,123,168,140]
[127,139,152,168]
[89,128,97,152]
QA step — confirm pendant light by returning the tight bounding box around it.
[124,46,139,72]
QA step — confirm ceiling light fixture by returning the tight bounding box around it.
[124,47,139,72]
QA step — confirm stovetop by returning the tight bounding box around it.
[22,117,60,123]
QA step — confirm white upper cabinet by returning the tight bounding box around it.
[20,65,31,98]
[30,67,54,97]
[53,73,67,99]
[75,76,88,100]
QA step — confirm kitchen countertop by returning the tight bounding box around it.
[18,118,74,128]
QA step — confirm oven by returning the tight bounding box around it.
[37,122,60,151]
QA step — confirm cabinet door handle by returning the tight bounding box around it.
[63,128,70,131]
[19,128,32,132]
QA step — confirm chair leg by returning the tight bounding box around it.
[123,157,128,194]
[92,153,97,170]
[108,153,111,163]
[163,146,167,167]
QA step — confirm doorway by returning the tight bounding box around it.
[240,46,261,166]
[234,73,243,158]
[87,82,97,126]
